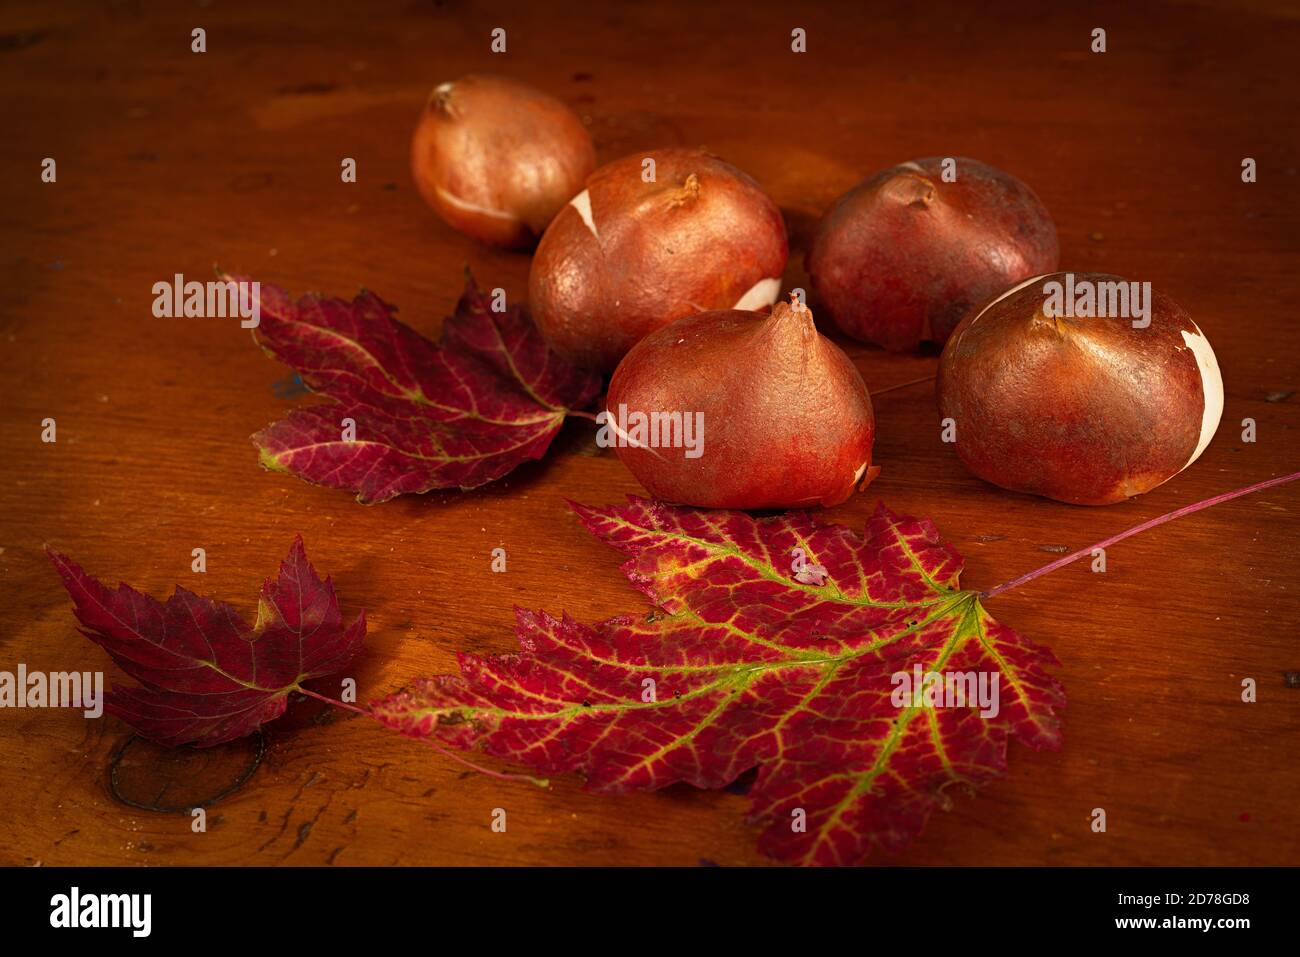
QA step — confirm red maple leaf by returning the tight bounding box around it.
[47,537,366,747]
[243,274,602,503]
[372,498,1064,865]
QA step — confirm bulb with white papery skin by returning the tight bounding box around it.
[410,75,595,249]
[936,272,1224,505]
[603,297,876,510]
[529,148,788,372]
[807,156,1059,351]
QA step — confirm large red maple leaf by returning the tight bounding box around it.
[244,274,602,503]
[48,537,366,747]
[373,498,1064,865]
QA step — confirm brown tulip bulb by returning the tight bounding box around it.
[602,298,876,509]
[937,272,1224,505]
[807,157,1059,350]
[530,148,789,371]
[410,75,596,248]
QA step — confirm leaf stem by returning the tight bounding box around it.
[297,685,371,716]
[981,469,1300,599]
[295,686,549,788]
[868,373,936,398]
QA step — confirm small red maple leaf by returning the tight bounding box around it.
[240,273,602,504]
[372,498,1064,865]
[47,536,365,747]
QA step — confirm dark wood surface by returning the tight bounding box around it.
[2,0,1298,866]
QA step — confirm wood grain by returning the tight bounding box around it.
[1,0,1297,867]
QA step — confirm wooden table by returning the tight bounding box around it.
[2,0,1297,867]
